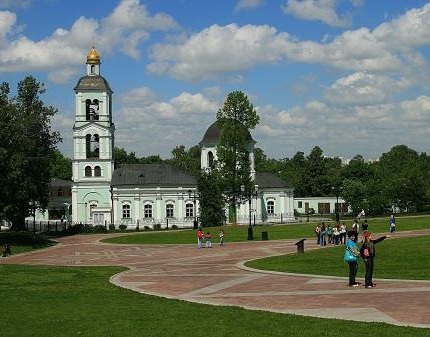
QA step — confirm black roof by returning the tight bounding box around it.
[74,75,113,93]
[112,164,196,187]
[255,172,293,189]
[199,121,256,146]
[51,178,72,187]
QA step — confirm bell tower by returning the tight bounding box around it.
[71,47,115,225]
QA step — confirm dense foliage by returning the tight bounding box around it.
[0,77,61,229]
[215,91,260,224]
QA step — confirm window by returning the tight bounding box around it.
[86,99,99,121]
[94,166,101,177]
[318,203,330,214]
[84,166,92,177]
[122,204,131,219]
[86,134,100,158]
[166,204,174,218]
[186,203,194,217]
[57,188,63,197]
[267,200,275,215]
[298,201,303,208]
[208,151,214,168]
[144,204,152,218]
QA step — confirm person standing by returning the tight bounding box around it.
[205,231,212,248]
[389,214,396,234]
[360,231,388,288]
[197,228,204,249]
[344,231,360,287]
[219,230,226,247]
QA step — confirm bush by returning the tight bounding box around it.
[109,224,116,231]
[153,223,161,230]
[144,226,151,231]
[93,225,107,233]
[118,224,127,231]
[171,224,178,229]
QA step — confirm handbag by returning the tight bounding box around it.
[344,248,358,263]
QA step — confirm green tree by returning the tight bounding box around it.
[51,149,72,180]
[215,91,259,224]
[114,147,139,165]
[0,76,61,229]
[197,170,225,227]
[169,144,201,177]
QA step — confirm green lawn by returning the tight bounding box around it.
[246,235,430,280]
[1,265,428,337]
[1,216,429,336]
[102,214,430,245]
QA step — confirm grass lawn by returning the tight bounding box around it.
[1,215,429,336]
[246,235,430,280]
[1,264,429,337]
[0,231,55,255]
[102,214,430,245]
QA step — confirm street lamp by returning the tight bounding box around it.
[332,186,341,223]
[188,189,198,229]
[241,184,259,240]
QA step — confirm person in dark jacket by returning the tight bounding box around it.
[360,231,388,288]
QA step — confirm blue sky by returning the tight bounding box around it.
[1,0,430,161]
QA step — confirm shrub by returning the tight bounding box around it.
[118,224,127,231]
[144,226,151,231]
[109,224,116,231]
[93,225,107,233]
[171,224,178,229]
[153,223,161,230]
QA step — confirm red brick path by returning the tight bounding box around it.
[2,229,430,328]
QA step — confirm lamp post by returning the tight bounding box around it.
[241,184,258,240]
[332,186,340,223]
[188,189,198,229]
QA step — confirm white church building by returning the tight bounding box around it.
[66,47,295,228]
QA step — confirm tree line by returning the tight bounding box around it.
[2,76,429,229]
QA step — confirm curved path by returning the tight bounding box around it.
[2,229,430,328]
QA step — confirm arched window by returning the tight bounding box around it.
[84,166,92,177]
[186,203,194,217]
[122,204,131,219]
[144,204,152,218]
[86,99,99,121]
[94,166,101,177]
[166,204,174,218]
[208,151,214,168]
[267,200,275,215]
[86,134,99,158]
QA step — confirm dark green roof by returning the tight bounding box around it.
[112,164,196,187]
[255,172,293,189]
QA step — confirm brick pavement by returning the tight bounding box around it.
[2,229,430,328]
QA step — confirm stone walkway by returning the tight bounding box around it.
[2,229,430,328]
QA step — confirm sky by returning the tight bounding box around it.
[1,0,430,161]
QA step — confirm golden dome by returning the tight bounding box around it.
[86,47,101,65]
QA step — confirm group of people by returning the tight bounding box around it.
[315,222,347,246]
[344,225,389,288]
[197,228,226,248]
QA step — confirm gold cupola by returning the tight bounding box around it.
[86,47,101,65]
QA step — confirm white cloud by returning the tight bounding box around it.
[281,0,351,27]
[0,10,15,46]
[0,0,179,81]
[147,23,289,81]
[235,0,265,12]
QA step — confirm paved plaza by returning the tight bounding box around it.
[2,229,430,328]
